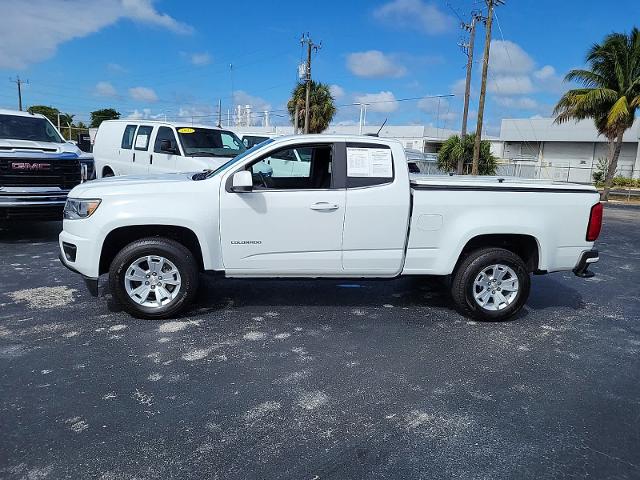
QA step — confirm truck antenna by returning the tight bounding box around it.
[366,118,388,137]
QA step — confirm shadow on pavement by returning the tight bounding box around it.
[0,221,62,243]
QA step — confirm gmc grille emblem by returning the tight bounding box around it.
[11,162,51,171]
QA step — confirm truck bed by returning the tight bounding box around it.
[409,174,598,193]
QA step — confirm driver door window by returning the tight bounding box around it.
[219,142,345,273]
[151,126,178,172]
[248,145,331,190]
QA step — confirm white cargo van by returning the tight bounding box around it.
[93,120,248,178]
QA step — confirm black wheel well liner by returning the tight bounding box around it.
[100,225,204,275]
[456,234,540,272]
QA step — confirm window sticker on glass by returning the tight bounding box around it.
[135,135,148,149]
[347,147,392,178]
[178,127,195,134]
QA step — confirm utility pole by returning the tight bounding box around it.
[458,11,482,174]
[9,76,28,111]
[300,33,321,134]
[472,0,503,175]
[217,99,222,127]
[294,104,299,134]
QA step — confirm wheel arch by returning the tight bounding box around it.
[454,233,541,273]
[99,225,205,275]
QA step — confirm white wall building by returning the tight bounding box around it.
[500,118,640,181]
[232,124,463,156]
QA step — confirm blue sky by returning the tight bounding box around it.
[0,0,637,135]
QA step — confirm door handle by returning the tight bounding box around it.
[310,202,339,211]
[150,154,153,165]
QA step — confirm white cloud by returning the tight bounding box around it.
[417,96,448,114]
[127,108,166,120]
[94,81,117,97]
[129,86,158,102]
[495,96,539,109]
[121,0,192,34]
[489,40,535,74]
[346,51,406,78]
[488,75,534,95]
[107,62,127,74]
[0,0,192,69]
[233,90,272,111]
[373,0,455,35]
[418,96,457,122]
[534,65,555,80]
[189,52,212,66]
[354,91,398,113]
[329,84,345,99]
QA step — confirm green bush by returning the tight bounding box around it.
[599,176,640,188]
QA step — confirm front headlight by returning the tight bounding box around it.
[63,198,101,220]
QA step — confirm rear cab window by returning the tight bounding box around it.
[121,124,138,149]
[134,126,154,151]
[345,142,394,188]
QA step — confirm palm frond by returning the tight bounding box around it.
[564,69,606,87]
[606,96,631,128]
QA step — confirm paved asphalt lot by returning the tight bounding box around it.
[1,205,639,480]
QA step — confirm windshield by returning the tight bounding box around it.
[177,127,246,157]
[0,114,65,143]
[203,138,276,179]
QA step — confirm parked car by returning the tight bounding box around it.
[93,120,267,178]
[240,133,277,149]
[0,109,94,220]
[59,135,601,321]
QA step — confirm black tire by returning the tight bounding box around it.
[450,247,530,321]
[109,237,199,319]
[102,167,114,178]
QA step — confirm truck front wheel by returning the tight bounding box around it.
[109,238,199,319]
[451,248,530,321]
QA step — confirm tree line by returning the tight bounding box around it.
[26,106,121,140]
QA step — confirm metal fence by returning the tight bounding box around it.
[412,161,637,184]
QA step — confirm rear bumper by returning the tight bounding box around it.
[573,249,599,278]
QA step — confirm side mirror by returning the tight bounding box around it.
[160,139,176,154]
[232,170,253,192]
[243,139,249,147]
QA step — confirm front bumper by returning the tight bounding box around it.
[0,187,70,220]
[573,249,599,278]
[58,226,102,294]
[59,251,99,296]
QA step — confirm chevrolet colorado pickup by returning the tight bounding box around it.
[59,135,602,321]
[1,109,94,220]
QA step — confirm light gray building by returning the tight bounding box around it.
[232,124,460,155]
[499,118,640,181]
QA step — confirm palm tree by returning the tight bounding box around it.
[287,81,336,133]
[438,133,497,175]
[554,28,640,201]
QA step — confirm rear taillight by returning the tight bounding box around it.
[586,202,603,241]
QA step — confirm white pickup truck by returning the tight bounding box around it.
[58,135,602,321]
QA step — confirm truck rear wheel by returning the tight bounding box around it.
[451,247,530,321]
[109,237,199,319]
